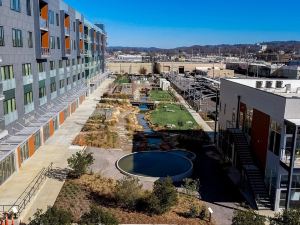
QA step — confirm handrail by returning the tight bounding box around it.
[0,163,53,217]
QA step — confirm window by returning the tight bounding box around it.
[20,142,29,164]
[22,63,31,76]
[0,26,4,46]
[0,0,2,6]
[67,77,70,85]
[10,0,20,12]
[59,80,64,88]
[50,61,55,70]
[26,0,31,16]
[56,13,59,26]
[59,60,63,68]
[49,10,55,25]
[38,63,44,73]
[50,36,55,49]
[28,31,33,48]
[77,73,80,80]
[73,75,76,82]
[12,28,23,47]
[57,37,60,49]
[268,120,281,156]
[39,86,46,98]
[3,98,16,115]
[50,81,56,93]
[73,40,76,50]
[0,65,14,80]
[66,60,70,67]
[73,22,76,31]
[72,59,75,66]
[24,91,33,105]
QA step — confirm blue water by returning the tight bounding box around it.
[118,151,192,177]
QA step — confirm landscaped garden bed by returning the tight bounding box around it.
[149,89,175,102]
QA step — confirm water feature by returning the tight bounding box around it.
[117,151,193,182]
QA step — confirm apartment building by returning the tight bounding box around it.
[218,78,300,211]
[0,0,107,185]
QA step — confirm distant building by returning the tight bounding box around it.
[116,54,143,62]
[219,78,300,211]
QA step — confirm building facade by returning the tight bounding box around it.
[0,0,107,185]
[218,78,300,211]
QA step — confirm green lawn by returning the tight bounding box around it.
[114,75,130,84]
[149,103,199,130]
[149,90,174,102]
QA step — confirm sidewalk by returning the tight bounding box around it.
[0,78,114,223]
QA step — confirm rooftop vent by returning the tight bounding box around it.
[276,81,283,88]
[256,81,263,88]
[286,84,291,93]
[266,81,272,88]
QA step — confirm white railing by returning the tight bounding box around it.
[39,96,47,106]
[2,79,16,91]
[24,102,34,114]
[41,47,50,56]
[23,75,33,85]
[65,48,71,55]
[38,72,46,81]
[51,92,57,100]
[4,111,18,126]
[50,70,56,78]
[40,17,48,30]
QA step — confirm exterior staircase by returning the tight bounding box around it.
[229,129,272,210]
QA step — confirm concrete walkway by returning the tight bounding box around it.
[0,78,114,223]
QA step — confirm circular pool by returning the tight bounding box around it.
[169,149,197,161]
[116,151,193,182]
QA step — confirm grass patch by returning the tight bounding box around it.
[114,75,130,84]
[149,90,174,102]
[149,103,199,130]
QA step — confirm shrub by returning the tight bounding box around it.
[114,176,143,209]
[199,205,207,220]
[182,178,200,197]
[80,205,118,225]
[270,208,300,225]
[28,207,72,225]
[147,177,178,215]
[67,151,94,178]
[232,209,265,225]
[187,204,201,218]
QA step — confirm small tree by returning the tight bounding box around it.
[67,151,94,178]
[147,177,178,215]
[182,178,200,197]
[139,67,147,75]
[28,207,72,225]
[232,209,265,225]
[80,205,118,225]
[114,176,143,209]
[270,208,300,225]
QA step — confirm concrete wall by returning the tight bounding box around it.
[107,62,153,74]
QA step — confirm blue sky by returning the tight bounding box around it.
[64,0,300,48]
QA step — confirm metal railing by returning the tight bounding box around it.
[0,163,53,217]
[41,47,50,56]
[39,17,48,30]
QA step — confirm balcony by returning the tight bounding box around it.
[39,96,47,106]
[50,70,56,78]
[40,17,48,30]
[65,48,71,55]
[24,102,34,114]
[60,88,65,95]
[2,79,16,91]
[64,27,70,36]
[4,111,18,126]
[23,75,33,85]
[41,47,50,57]
[38,72,46,81]
[51,91,57,100]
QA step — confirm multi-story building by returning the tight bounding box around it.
[0,0,107,185]
[218,78,300,211]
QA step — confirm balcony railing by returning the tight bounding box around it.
[41,47,50,56]
[38,72,46,81]
[59,68,64,75]
[39,96,47,106]
[40,17,48,30]
[4,111,18,126]
[50,70,56,78]
[24,102,34,114]
[51,91,57,100]
[60,88,65,95]
[23,75,33,85]
[65,48,71,55]
[64,27,70,36]
[67,85,71,91]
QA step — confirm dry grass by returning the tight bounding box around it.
[54,174,214,225]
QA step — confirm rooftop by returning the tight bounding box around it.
[223,78,300,98]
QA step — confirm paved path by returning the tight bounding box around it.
[0,78,114,223]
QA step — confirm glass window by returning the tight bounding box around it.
[34,131,41,150]
[20,142,29,163]
[10,0,20,12]
[49,10,55,25]
[39,86,46,98]
[50,36,55,49]
[56,13,59,26]
[0,65,14,80]
[3,98,16,115]
[38,63,44,73]
[50,81,56,93]
[12,28,23,47]
[0,26,4,46]
[28,31,33,48]
[59,80,64,88]
[0,153,16,185]
[57,37,60,49]
[24,91,33,105]
[22,63,31,76]
[67,77,70,85]
[50,61,55,70]
[268,120,281,156]
[59,60,63,68]
[26,0,31,15]
[73,75,76,82]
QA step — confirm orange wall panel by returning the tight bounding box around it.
[251,109,270,170]
[79,23,83,33]
[65,37,70,49]
[59,112,64,125]
[40,5,48,20]
[49,119,54,136]
[64,15,70,28]
[41,32,49,48]
[28,135,35,157]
